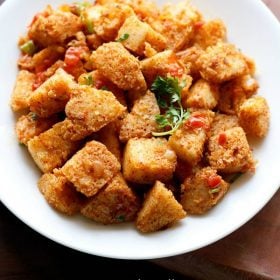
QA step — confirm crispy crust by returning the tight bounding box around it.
[16,113,59,145]
[28,8,82,47]
[119,90,160,142]
[11,70,35,112]
[136,181,186,233]
[197,42,248,83]
[65,86,126,138]
[168,110,214,165]
[181,167,229,214]
[29,68,76,118]
[81,173,140,224]
[27,121,81,173]
[38,171,86,215]
[91,42,147,91]
[61,140,120,197]
[238,96,269,138]
[123,138,177,184]
[208,127,255,173]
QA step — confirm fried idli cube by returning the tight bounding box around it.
[11,70,35,112]
[180,167,229,214]
[158,2,201,51]
[136,181,186,233]
[117,15,166,55]
[16,112,59,145]
[183,79,219,110]
[210,113,239,137]
[141,50,191,85]
[91,42,146,91]
[169,110,214,165]
[38,171,85,215]
[123,138,176,184]
[197,42,248,83]
[238,96,270,138]
[61,140,120,197]
[28,8,82,47]
[193,19,226,49]
[31,46,65,72]
[65,87,126,139]
[84,3,134,41]
[176,46,203,79]
[81,173,140,224]
[208,127,255,173]
[28,121,81,173]
[119,90,160,142]
[29,68,76,118]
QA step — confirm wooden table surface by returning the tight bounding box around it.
[1,0,279,279]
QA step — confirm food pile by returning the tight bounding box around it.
[11,0,270,233]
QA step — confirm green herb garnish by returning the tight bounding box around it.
[228,172,243,183]
[30,112,38,121]
[151,76,190,136]
[116,215,125,222]
[80,13,95,34]
[20,40,36,55]
[209,187,220,194]
[81,74,93,86]
[76,2,95,34]
[74,2,91,15]
[86,20,94,34]
[101,86,109,91]
[116,33,129,42]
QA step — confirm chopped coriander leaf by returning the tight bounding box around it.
[151,76,181,104]
[116,33,129,42]
[81,74,93,86]
[74,2,91,15]
[209,187,220,194]
[80,13,95,34]
[20,40,36,55]
[151,76,190,136]
[101,86,109,91]
[228,172,243,183]
[86,20,94,34]
[116,215,125,222]
[30,112,38,121]
[18,142,25,146]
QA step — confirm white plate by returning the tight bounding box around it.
[0,0,280,260]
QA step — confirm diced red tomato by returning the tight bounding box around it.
[218,133,227,146]
[194,21,204,29]
[185,116,206,129]
[64,47,81,67]
[207,174,222,188]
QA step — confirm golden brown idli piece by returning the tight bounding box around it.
[181,167,229,214]
[81,173,140,224]
[38,171,85,215]
[136,181,186,233]
[123,138,176,184]
[61,140,120,197]
[91,42,146,91]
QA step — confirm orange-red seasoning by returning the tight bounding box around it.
[207,174,222,188]
[218,132,227,146]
